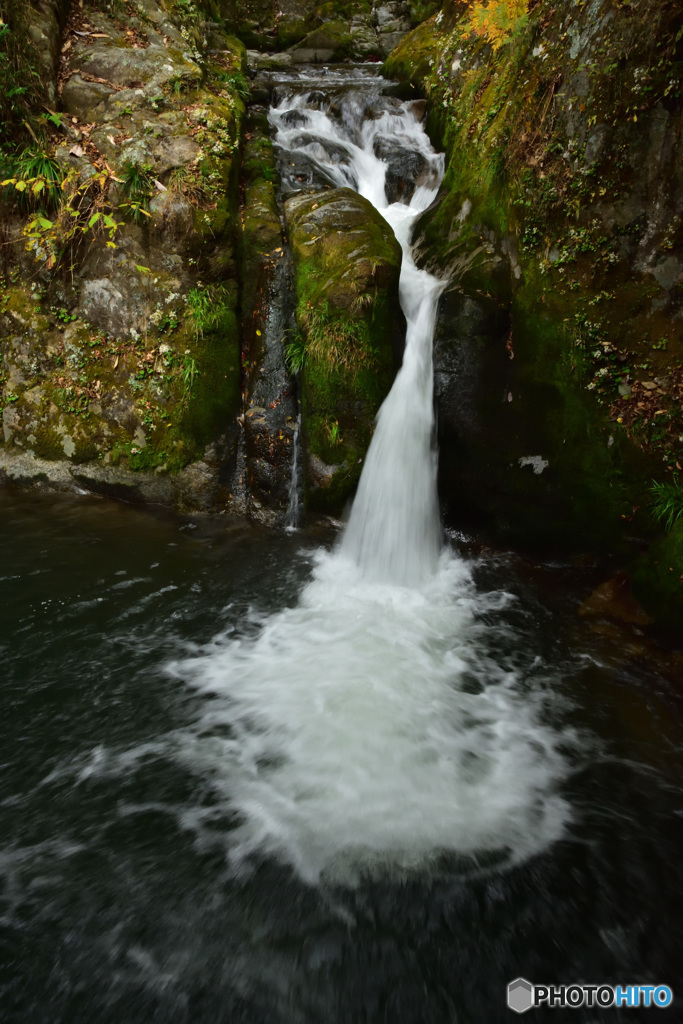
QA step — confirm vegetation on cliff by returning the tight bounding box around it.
[385,0,683,622]
[0,0,246,503]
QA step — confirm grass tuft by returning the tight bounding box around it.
[650,477,683,534]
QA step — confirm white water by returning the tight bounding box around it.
[171,75,575,885]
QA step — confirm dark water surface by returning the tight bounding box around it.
[0,490,681,1023]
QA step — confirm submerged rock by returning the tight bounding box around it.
[373,137,431,204]
[579,573,653,627]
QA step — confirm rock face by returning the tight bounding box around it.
[1,0,246,512]
[383,0,683,622]
[385,3,682,537]
[239,106,299,523]
[285,188,404,512]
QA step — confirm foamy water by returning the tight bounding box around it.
[169,75,575,885]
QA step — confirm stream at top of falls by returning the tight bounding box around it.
[1,69,682,1024]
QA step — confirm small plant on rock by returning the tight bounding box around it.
[121,160,155,222]
[650,476,683,533]
[284,332,306,373]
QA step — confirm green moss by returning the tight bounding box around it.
[181,303,240,449]
[31,425,67,462]
[286,190,402,512]
[385,0,683,559]
[631,522,683,632]
[277,18,310,50]
[383,15,443,90]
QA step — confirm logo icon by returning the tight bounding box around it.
[508,978,534,1014]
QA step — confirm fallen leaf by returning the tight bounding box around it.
[69,144,85,157]
[154,179,167,192]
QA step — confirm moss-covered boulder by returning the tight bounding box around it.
[632,522,683,633]
[285,187,404,513]
[290,22,355,62]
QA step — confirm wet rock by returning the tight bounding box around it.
[240,114,298,522]
[387,0,681,569]
[373,137,430,204]
[246,50,294,71]
[579,573,653,626]
[280,109,310,128]
[275,146,353,193]
[285,188,404,513]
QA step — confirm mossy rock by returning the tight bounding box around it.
[382,0,682,565]
[285,188,404,513]
[631,522,683,633]
[382,14,442,91]
[290,21,354,62]
[277,18,312,50]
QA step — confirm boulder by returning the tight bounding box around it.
[285,188,404,513]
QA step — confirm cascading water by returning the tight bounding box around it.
[273,76,445,581]
[285,412,302,530]
[172,71,576,885]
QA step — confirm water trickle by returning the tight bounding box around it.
[285,412,302,531]
[172,71,575,884]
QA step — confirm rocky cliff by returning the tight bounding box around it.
[385,0,683,625]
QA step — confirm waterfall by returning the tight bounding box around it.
[271,78,445,583]
[171,71,574,886]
